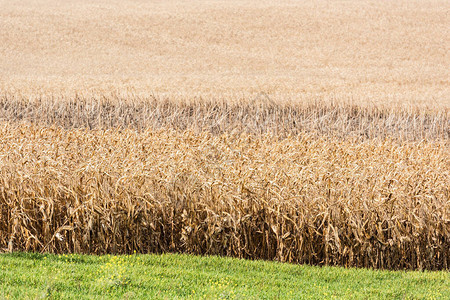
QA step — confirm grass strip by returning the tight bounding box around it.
[0,252,448,299]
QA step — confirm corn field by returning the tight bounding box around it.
[0,123,448,270]
[0,96,448,140]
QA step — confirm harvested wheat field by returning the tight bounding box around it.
[1,0,449,107]
[0,0,449,270]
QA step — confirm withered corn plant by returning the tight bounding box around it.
[0,95,448,140]
[0,125,448,270]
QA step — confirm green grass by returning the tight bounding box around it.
[0,252,448,299]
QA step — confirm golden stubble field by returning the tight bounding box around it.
[0,0,449,107]
[0,0,449,269]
